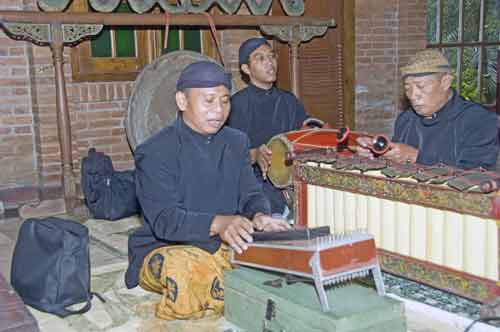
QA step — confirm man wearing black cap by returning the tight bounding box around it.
[125,61,289,320]
[228,37,310,217]
[357,49,498,169]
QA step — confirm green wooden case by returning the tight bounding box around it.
[224,267,406,332]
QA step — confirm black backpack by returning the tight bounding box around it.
[11,217,97,317]
[81,148,139,220]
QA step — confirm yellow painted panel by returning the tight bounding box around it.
[428,209,445,265]
[344,191,357,232]
[366,196,382,247]
[334,187,345,234]
[356,194,368,231]
[324,186,334,230]
[396,202,411,256]
[305,185,499,280]
[410,205,427,260]
[443,211,463,271]
[463,216,486,276]
[485,221,498,280]
[380,199,396,251]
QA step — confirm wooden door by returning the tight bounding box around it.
[272,0,354,128]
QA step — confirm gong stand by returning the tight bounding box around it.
[0,5,334,217]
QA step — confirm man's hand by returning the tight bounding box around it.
[254,144,272,179]
[252,213,291,232]
[355,137,418,164]
[384,143,418,163]
[210,215,254,254]
[355,136,375,159]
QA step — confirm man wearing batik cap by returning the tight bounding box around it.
[125,61,289,320]
[228,37,310,216]
[357,49,498,169]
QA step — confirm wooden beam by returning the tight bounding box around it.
[0,11,335,27]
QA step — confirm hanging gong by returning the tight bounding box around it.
[126,50,235,150]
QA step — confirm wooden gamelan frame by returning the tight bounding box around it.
[294,163,500,303]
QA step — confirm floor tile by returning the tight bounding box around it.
[2,215,499,332]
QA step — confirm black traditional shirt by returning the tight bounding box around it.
[393,89,499,169]
[125,117,271,288]
[228,84,308,213]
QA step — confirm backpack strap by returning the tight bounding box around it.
[53,292,105,317]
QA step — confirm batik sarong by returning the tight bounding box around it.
[139,244,231,320]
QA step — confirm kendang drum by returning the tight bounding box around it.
[266,127,389,188]
[267,127,354,188]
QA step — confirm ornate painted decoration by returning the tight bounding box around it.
[2,23,102,45]
[62,24,103,44]
[3,23,51,44]
[11,0,329,45]
[380,253,491,302]
[37,0,305,16]
[260,24,331,43]
[296,164,496,220]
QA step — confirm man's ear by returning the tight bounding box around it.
[175,91,188,112]
[440,73,454,90]
[241,63,250,76]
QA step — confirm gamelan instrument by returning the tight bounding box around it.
[292,149,500,303]
[231,227,386,312]
[266,126,500,302]
[266,126,389,188]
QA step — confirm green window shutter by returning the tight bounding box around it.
[162,28,180,54]
[90,2,136,58]
[91,26,112,57]
[114,2,136,57]
[115,26,136,57]
[183,28,201,52]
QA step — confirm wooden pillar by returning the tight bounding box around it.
[336,43,345,127]
[496,48,499,115]
[50,23,77,212]
[289,26,301,98]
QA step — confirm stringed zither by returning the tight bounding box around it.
[231,227,386,312]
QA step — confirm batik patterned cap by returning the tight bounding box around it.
[400,49,452,77]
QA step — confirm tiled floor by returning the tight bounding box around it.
[0,215,238,332]
[0,215,498,332]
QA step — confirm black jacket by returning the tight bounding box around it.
[125,118,270,288]
[393,90,499,169]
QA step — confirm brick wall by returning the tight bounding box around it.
[0,0,428,208]
[0,1,259,208]
[355,0,427,135]
[0,0,38,207]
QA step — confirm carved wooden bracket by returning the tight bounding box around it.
[260,23,332,44]
[2,22,102,45]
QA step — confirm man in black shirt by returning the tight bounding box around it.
[125,61,289,320]
[357,49,498,169]
[228,37,309,215]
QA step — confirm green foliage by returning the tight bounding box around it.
[427,0,499,104]
[453,67,480,101]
